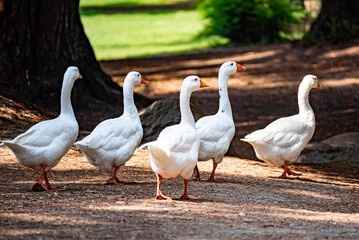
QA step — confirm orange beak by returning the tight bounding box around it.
[200,79,209,88]
[317,83,322,89]
[236,63,246,72]
[141,77,147,85]
[79,73,83,79]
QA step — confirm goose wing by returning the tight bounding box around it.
[79,117,140,151]
[244,115,307,148]
[196,115,234,152]
[11,118,72,147]
[157,124,197,153]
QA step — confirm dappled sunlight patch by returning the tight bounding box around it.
[235,48,286,63]
[319,45,359,59]
[281,189,338,201]
[259,206,359,223]
[2,227,57,238]
[320,78,359,87]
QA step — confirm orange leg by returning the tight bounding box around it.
[280,162,289,179]
[105,166,126,185]
[193,165,200,181]
[207,162,222,182]
[179,179,191,200]
[280,161,302,179]
[156,174,168,200]
[44,172,64,191]
[32,164,50,192]
[287,167,302,176]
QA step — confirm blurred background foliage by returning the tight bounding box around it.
[198,0,308,44]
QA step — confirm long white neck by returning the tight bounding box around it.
[298,83,314,119]
[179,86,195,126]
[60,76,76,118]
[217,70,232,116]
[122,81,139,117]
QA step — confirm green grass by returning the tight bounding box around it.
[80,9,229,60]
[80,0,191,8]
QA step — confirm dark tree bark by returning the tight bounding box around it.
[0,0,152,129]
[304,0,359,44]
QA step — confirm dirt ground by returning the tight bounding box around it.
[1,42,359,239]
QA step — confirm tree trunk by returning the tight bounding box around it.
[0,0,152,129]
[304,0,359,44]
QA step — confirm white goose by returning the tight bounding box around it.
[141,76,209,200]
[0,66,81,191]
[241,75,322,178]
[194,61,246,181]
[75,71,147,184]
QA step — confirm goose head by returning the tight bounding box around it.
[182,75,209,93]
[125,71,147,86]
[64,66,82,81]
[220,61,246,76]
[302,75,322,89]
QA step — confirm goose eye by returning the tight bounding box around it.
[230,63,233,66]
[137,74,140,76]
[195,78,198,81]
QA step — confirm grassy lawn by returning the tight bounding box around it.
[79,0,229,60]
[80,0,190,8]
[80,9,228,60]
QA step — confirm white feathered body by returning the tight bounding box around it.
[242,113,315,167]
[147,122,200,179]
[3,114,79,171]
[75,114,142,175]
[196,112,235,163]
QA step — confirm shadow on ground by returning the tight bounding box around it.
[1,149,359,239]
